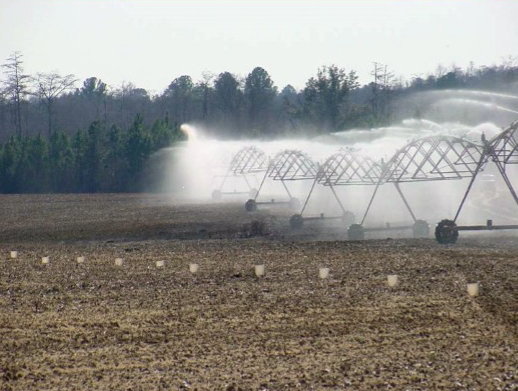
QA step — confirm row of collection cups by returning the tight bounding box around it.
[9,252,481,297]
[35,255,197,272]
[385,274,479,296]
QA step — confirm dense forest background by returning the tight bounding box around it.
[1,52,517,193]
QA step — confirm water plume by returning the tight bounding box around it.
[144,89,518,231]
[430,89,518,101]
[180,123,200,142]
[433,98,518,115]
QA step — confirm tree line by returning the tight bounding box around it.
[0,115,182,193]
[1,52,517,193]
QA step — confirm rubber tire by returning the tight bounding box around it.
[412,219,430,238]
[245,199,257,212]
[435,219,459,244]
[290,214,304,229]
[348,223,365,240]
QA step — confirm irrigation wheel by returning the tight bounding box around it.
[435,219,459,244]
[347,223,365,240]
[412,219,430,238]
[245,199,257,212]
[290,214,304,229]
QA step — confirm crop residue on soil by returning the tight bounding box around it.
[1,194,518,390]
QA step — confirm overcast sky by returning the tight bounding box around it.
[1,0,517,94]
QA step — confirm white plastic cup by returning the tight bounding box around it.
[42,256,50,264]
[189,263,198,273]
[255,264,265,277]
[387,274,399,287]
[115,258,123,266]
[156,260,164,268]
[10,251,18,259]
[77,256,85,264]
[467,282,479,297]
[319,267,330,279]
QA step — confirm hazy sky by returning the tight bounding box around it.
[1,0,517,94]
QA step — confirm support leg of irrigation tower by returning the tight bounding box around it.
[242,174,252,190]
[281,180,293,199]
[361,182,382,225]
[300,177,319,216]
[454,154,486,222]
[254,170,269,201]
[218,167,233,191]
[329,185,347,215]
[394,182,417,223]
[493,161,518,209]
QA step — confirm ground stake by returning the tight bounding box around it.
[387,274,398,287]
[467,282,479,297]
[319,267,330,279]
[255,264,265,277]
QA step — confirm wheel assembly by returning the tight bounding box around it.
[435,219,458,244]
[412,219,430,238]
[347,223,365,240]
[245,199,257,212]
[290,214,303,229]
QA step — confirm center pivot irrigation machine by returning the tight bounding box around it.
[351,134,485,240]
[244,150,319,212]
[212,146,267,200]
[289,136,484,239]
[288,120,518,243]
[213,121,517,244]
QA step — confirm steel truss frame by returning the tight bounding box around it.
[246,150,318,211]
[212,146,267,200]
[361,135,485,226]
[453,120,518,223]
[294,149,382,226]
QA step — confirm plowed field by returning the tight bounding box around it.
[1,194,517,390]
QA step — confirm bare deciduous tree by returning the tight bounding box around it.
[2,52,31,137]
[33,72,77,137]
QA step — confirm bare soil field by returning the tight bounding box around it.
[1,194,518,390]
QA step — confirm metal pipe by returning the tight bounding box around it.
[453,152,487,222]
[394,182,416,222]
[329,185,347,215]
